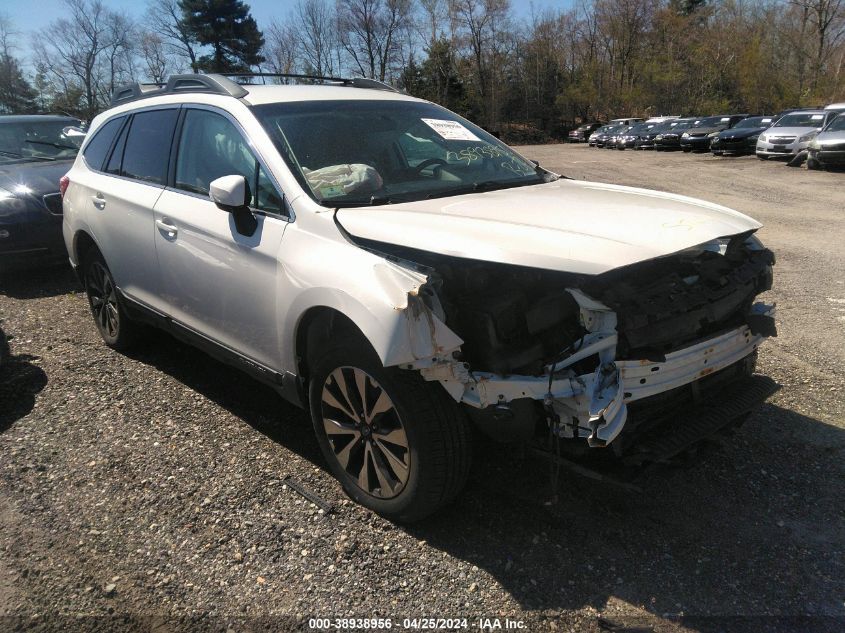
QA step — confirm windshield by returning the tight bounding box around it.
[824,114,845,132]
[693,116,729,128]
[627,123,652,135]
[252,100,546,206]
[651,121,678,133]
[671,119,697,131]
[0,120,84,163]
[734,116,771,129]
[775,112,826,127]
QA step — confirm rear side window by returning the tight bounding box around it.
[120,109,179,185]
[106,122,129,175]
[82,117,124,170]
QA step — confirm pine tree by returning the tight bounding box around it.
[0,52,36,114]
[179,0,265,73]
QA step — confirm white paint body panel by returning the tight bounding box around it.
[336,179,761,275]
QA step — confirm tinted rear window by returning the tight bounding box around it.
[83,117,124,170]
[120,109,179,185]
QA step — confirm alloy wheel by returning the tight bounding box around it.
[320,367,410,499]
[86,261,119,339]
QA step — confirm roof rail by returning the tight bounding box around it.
[110,71,400,107]
[222,72,400,93]
[110,74,249,106]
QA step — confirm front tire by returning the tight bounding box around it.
[309,338,471,522]
[82,251,139,351]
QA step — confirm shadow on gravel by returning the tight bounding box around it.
[122,332,321,462]
[0,341,48,433]
[407,402,844,631]
[0,264,80,300]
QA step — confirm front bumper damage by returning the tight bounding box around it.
[412,288,775,449]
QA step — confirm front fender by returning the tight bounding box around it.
[277,226,463,373]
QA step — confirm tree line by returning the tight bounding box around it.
[1,0,843,140]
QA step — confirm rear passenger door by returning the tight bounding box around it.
[152,106,290,371]
[84,108,179,311]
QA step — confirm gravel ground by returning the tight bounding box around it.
[1,145,843,633]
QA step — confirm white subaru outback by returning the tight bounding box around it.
[62,74,777,521]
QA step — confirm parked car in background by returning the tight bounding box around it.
[711,116,775,156]
[644,116,680,125]
[0,115,85,267]
[679,115,747,152]
[756,110,837,159]
[588,125,610,146]
[594,124,625,148]
[63,73,778,521]
[807,113,845,169]
[616,122,657,150]
[824,102,845,116]
[609,117,645,126]
[568,122,603,143]
[637,120,681,149]
[604,125,631,149]
[654,118,699,150]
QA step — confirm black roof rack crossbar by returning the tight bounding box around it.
[221,72,400,93]
[111,74,249,106]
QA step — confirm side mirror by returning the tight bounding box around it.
[209,174,249,209]
[209,175,257,236]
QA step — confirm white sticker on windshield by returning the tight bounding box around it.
[421,118,481,142]
[812,114,824,120]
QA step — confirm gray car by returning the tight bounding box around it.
[807,114,845,169]
[756,110,837,159]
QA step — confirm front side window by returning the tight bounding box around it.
[174,109,283,213]
[252,100,545,207]
[120,109,179,185]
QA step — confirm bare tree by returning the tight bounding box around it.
[34,0,123,116]
[337,0,411,81]
[264,20,299,78]
[294,0,339,76]
[145,0,199,72]
[140,32,171,83]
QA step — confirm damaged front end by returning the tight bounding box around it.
[387,232,777,456]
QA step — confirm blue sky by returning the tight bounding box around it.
[5,0,572,66]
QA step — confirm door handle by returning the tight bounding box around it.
[91,193,106,210]
[155,219,178,238]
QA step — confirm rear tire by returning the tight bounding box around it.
[82,250,139,351]
[308,338,471,522]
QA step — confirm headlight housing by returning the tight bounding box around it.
[758,135,768,143]
[708,131,719,138]
[682,132,690,138]
[798,132,817,143]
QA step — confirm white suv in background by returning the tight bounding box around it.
[63,74,777,521]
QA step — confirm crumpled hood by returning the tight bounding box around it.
[336,179,762,275]
[0,160,72,197]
